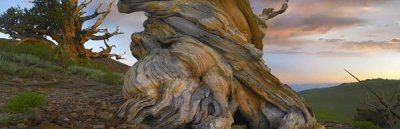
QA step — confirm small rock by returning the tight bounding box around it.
[11,77,23,83]
[69,112,78,118]
[88,99,96,105]
[23,119,32,126]
[63,117,70,121]
[47,112,59,121]
[31,108,43,121]
[30,126,41,129]
[105,118,120,128]
[16,123,25,129]
[74,106,84,112]
[95,99,102,104]
[232,125,247,129]
[40,122,58,129]
[100,102,108,110]
[97,112,112,120]
[92,124,105,129]
[84,110,96,117]
[108,106,118,111]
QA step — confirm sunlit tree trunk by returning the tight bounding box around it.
[115,0,325,129]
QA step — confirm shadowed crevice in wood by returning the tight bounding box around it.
[115,0,325,129]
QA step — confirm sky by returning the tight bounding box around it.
[0,0,399,84]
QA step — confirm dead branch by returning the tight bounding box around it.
[345,69,400,119]
[90,26,123,41]
[81,3,105,21]
[87,0,115,32]
[78,0,93,10]
[31,29,61,43]
[259,0,289,21]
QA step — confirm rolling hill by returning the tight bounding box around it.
[299,79,400,123]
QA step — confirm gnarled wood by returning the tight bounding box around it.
[115,0,325,129]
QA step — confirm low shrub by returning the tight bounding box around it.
[0,40,59,61]
[354,108,389,128]
[67,65,123,85]
[49,65,64,73]
[101,72,124,85]
[0,113,13,126]
[18,67,50,80]
[14,54,52,68]
[353,120,380,129]
[0,51,53,68]
[0,58,20,74]
[67,65,105,79]
[5,92,47,114]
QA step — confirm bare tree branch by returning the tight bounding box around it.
[90,26,123,41]
[345,69,400,120]
[78,0,93,10]
[87,0,115,31]
[32,29,61,43]
[86,40,125,60]
[80,0,116,44]
[259,0,289,21]
[81,3,105,21]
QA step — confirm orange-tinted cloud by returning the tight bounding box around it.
[339,39,400,52]
[251,0,388,39]
[266,14,363,39]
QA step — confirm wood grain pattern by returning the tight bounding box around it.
[115,0,325,129]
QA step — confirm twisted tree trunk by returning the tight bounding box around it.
[115,0,324,129]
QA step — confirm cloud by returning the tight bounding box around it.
[83,0,146,30]
[264,49,363,57]
[266,13,364,39]
[252,0,388,39]
[263,37,400,57]
[391,38,400,42]
[339,39,400,52]
[323,38,345,43]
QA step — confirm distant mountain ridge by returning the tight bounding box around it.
[289,83,341,92]
[298,78,400,123]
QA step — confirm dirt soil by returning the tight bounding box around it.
[0,75,133,129]
[0,75,355,129]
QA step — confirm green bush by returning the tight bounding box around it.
[14,54,52,68]
[0,51,53,68]
[0,40,59,61]
[0,113,12,126]
[101,72,123,85]
[67,59,111,73]
[0,58,20,74]
[67,65,105,79]
[5,92,47,114]
[49,65,64,73]
[18,67,50,80]
[353,121,380,129]
[354,108,389,128]
[67,65,123,85]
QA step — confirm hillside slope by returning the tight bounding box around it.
[299,79,400,123]
[0,38,132,128]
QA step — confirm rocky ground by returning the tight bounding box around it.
[0,75,130,129]
[323,122,354,129]
[0,75,355,129]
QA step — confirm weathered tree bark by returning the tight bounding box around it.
[34,0,124,61]
[115,0,324,129]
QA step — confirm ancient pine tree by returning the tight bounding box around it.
[0,0,123,60]
[115,0,325,129]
